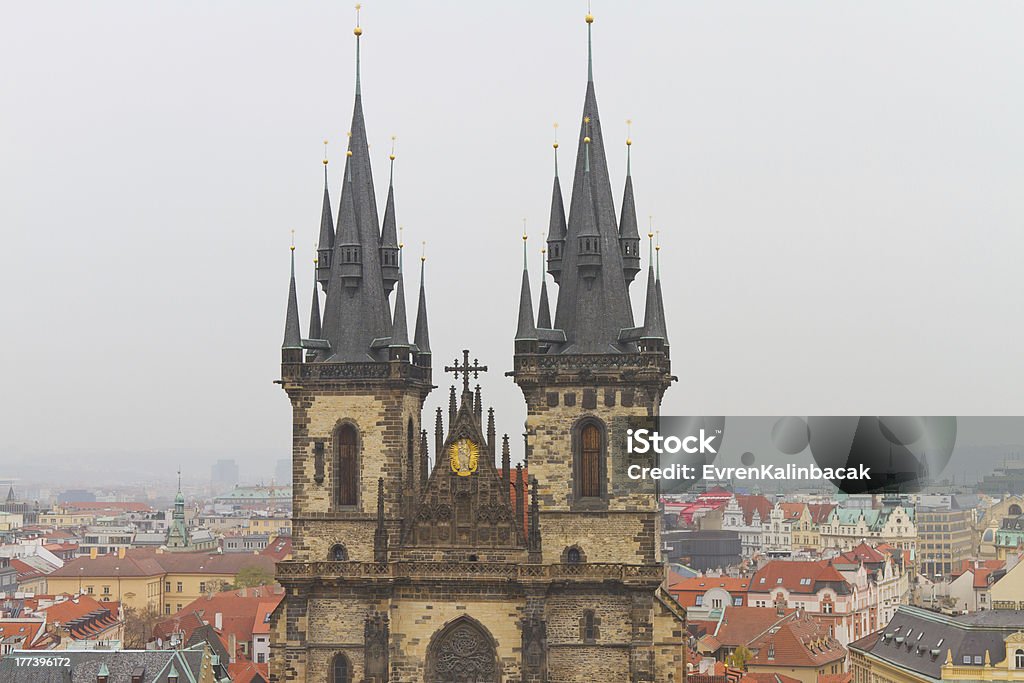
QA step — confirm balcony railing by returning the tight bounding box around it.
[276,560,665,584]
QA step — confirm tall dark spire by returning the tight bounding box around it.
[549,11,635,354]
[640,236,667,343]
[389,247,410,351]
[308,259,322,340]
[379,137,400,296]
[655,239,669,346]
[282,244,301,351]
[414,250,431,358]
[515,233,538,344]
[537,248,552,329]
[320,14,391,362]
[316,146,335,291]
[546,127,567,282]
[619,127,641,286]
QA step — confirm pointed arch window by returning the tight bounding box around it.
[334,424,358,507]
[331,653,351,683]
[575,419,605,500]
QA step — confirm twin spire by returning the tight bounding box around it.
[281,10,430,366]
[529,10,668,355]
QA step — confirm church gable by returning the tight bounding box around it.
[402,354,524,552]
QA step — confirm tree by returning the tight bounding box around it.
[726,645,753,671]
[230,565,275,589]
[122,604,163,649]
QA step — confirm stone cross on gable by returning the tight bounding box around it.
[445,349,487,394]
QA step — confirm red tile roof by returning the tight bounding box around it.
[228,661,269,683]
[779,503,805,520]
[49,549,277,578]
[818,673,853,683]
[735,495,773,526]
[59,502,153,513]
[667,576,751,607]
[742,673,803,683]
[714,607,796,648]
[747,615,846,668]
[750,560,850,595]
[0,620,45,648]
[807,504,837,525]
[153,585,284,654]
[260,536,292,561]
[840,542,886,565]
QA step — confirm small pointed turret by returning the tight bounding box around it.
[448,386,457,425]
[528,477,542,562]
[282,243,302,360]
[537,248,552,329]
[379,138,400,296]
[413,248,431,364]
[546,127,567,283]
[335,154,363,291]
[316,146,335,291]
[655,238,669,347]
[515,232,538,349]
[419,429,429,487]
[515,463,526,537]
[640,234,667,349]
[575,129,602,285]
[619,127,641,285]
[389,246,410,357]
[308,259,322,340]
[486,407,495,456]
[501,434,511,491]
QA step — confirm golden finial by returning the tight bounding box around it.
[346,149,353,157]
[421,240,426,263]
[522,218,528,241]
[323,139,329,165]
[655,229,661,252]
[648,215,654,240]
[290,229,296,251]
[314,256,319,265]
[553,122,559,150]
[389,135,397,161]
[583,116,591,144]
[399,226,404,249]
[626,119,632,146]
[585,1,594,24]
[354,4,363,36]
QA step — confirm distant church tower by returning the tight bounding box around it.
[270,9,684,683]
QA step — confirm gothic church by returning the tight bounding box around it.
[271,10,685,683]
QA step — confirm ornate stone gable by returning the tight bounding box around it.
[402,387,524,551]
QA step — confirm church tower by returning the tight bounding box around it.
[272,12,434,681]
[510,10,683,682]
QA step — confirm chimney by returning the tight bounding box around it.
[90,547,98,560]
[215,612,222,631]
[118,547,126,559]
[228,632,237,663]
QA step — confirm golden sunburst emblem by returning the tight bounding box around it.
[448,438,479,477]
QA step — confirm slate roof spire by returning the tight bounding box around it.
[655,235,669,346]
[282,240,302,351]
[414,246,431,358]
[390,246,410,351]
[316,143,335,291]
[319,12,392,362]
[549,11,636,354]
[515,231,538,344]
[640,232,667,343]
[308,258,322,340]
[545,126,567,283]
[619,124,641,285]
[380,136,400,296]
[537,247,552,329]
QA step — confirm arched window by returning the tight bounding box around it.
[331,653,351,683]
[1009,503,1022,516]
[577,421,603,499]
[1015,648,1024,669]
[329,544,348,561]
[581,609,599,642]
[334,424,358,507]
[567,547,583,564]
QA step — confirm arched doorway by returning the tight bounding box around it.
[424,616,500,683]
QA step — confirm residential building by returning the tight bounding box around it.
[849,605,1024,683]
[745,614,847,683]
[762,503,805,557]
[722,494,773,559]
[45,549,276,614]
[819,500,917,554]
[989,557,1024,609]
[667,575,749,610]
[995,515,1024,560]
[78,524,135,557]
[917,506,973,580]
[977,496,1023,558]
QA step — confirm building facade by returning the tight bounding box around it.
[917,506,973,580]
[268,11,685,683]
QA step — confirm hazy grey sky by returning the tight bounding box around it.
[2,2,1023,477]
